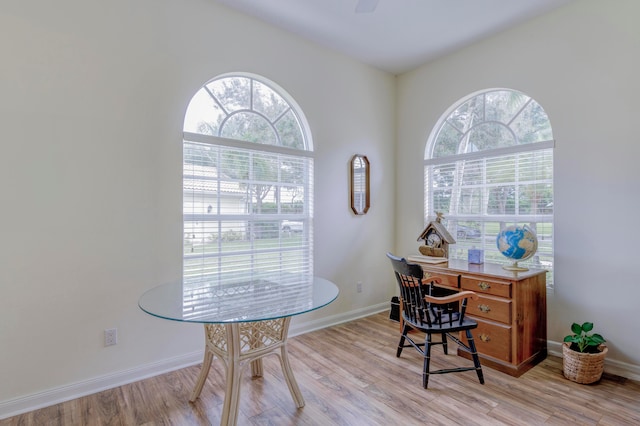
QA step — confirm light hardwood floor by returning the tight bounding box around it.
[3,312,639,425]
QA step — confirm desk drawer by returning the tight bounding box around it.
[468,295,511,324]
[422,269,459,289]
[464,318,511,362]
[461,276,511,298]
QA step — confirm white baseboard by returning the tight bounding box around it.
[289,302,389,337]
[547,340,640,382]
[0,303,389,420]
[0,350,203,420]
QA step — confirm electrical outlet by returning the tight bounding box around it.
[356,281,363,293]
[104,328,117,346]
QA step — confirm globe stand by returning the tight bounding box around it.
[502,261,529,272]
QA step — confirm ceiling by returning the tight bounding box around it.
[212,0,573,75]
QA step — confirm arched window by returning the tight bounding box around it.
[183,73,313,282]
[425,88,554,285]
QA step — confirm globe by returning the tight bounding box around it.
[496,225,538,271]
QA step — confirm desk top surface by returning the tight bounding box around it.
[409,257,547,281]
[139,273,339,324]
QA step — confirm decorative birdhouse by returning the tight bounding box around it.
[417,212,456,258]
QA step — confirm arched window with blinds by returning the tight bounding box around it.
[183,73,314,283]
[425,88,554,286]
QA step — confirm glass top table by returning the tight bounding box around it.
[138,273,339,426]
[139,273,339,324]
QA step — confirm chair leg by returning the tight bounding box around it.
[423,333,432,388]
[397,323,409,357]
[465,329,485,385]
[441,332,448,355]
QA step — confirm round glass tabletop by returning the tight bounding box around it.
[139,273,339,324]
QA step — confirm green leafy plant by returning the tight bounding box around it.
[563,322,606,353]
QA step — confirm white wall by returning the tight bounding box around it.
[0,0,396,412]
[397,0,640,369]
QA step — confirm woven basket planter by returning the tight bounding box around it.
[562,342,608,384]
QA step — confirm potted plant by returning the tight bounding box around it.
[562,322,607,384]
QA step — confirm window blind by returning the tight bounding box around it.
[183,137,313,284]
[426,146,553,279]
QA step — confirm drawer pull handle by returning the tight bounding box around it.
[478,304,491,313]
[478,282,491,291]
[479,334,491,343]
[424,272,432,278]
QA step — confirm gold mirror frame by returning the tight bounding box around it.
[350,154,370,215]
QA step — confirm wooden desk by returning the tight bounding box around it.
[409,258,547,377]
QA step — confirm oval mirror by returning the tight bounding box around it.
[350,154,370,215]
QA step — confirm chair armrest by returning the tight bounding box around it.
[424,276,444,285]
[424,290,478,304]
[407,276,443,286]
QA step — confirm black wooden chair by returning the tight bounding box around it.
[387,253,485,388]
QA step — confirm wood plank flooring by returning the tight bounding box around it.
[3,312,639,425]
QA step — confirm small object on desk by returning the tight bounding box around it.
[468,248,484,264]
[416,212,456,259]
[418,245,446,258]
[407,254,448,264]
